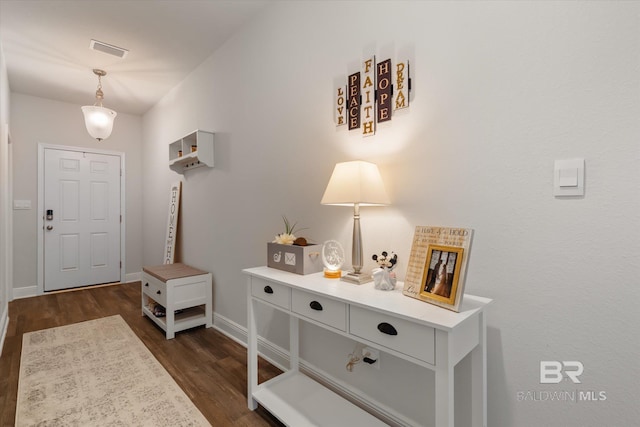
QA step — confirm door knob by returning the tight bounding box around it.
[46,225,53,231]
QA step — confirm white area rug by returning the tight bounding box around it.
[16,315,210,426]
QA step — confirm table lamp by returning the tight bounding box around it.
[321,161,390,284]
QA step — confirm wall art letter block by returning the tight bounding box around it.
[394,60,410,110]
[335,85,346,126]
[377,58,392,123]
[361,56,376,136]
[348,72,361,130]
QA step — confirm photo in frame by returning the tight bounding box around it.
[403,226,473,312]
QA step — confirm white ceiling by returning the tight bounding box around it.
[0,0,272,115]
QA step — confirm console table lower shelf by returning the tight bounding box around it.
[253,371,386,426]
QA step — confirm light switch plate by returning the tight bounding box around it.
[554,159,584,197]
[13,199,32,210]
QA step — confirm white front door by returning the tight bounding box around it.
[43,148,121,291]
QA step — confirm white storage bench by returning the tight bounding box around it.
[141,263,212,339]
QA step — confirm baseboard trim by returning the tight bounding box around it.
[212,312,288,371]
[125,272,142,283]
[15,273,168,299]
[0,307,8,357]
[299,361,415,427]
[14,275,139,300]
[212,312,413,427]
[13,285,37,299]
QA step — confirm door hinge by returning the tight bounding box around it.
[120,261,122,268]
[120,215,122,223]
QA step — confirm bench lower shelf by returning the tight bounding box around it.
[142,305,207,336]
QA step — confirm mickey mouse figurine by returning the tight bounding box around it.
[371,251,398,291]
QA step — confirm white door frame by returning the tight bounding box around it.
[37,143,125,295]
[1,124,13,306]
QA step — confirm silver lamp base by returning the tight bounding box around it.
[341,271,372,285]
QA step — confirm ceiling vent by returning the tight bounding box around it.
[89,39,129,58]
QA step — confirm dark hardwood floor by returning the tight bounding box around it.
[0,282,284,427]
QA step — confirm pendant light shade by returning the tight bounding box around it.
[81,106,117,141]
[82,69,117,141]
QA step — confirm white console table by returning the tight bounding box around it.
[244,266,492,427]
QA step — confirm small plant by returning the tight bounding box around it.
[272,216,308,245]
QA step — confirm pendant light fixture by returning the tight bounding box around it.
[81,69,117,142]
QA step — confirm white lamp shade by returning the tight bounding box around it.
[81,106,117,141]
[321,160,390,206]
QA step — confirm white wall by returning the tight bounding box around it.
[142,1,640,426]
[10,93,143,294]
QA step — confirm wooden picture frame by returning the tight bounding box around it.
[403,226,473,312]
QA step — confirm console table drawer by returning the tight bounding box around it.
[349,305,435,365]
[291,289,347,331]
[251,277,291,310]
[142,274,167,307]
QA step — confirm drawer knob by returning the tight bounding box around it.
[144,283,149,287]
[309,301,323,311]
[377,322,398,336]
[264,285,274,294]
[156,290,161,295]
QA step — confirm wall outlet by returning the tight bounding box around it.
[362,347,380,369]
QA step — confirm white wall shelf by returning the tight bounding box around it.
[244,266,493,427]
[169,130,214,173]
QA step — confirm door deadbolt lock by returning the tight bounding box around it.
[46,210,53,220]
